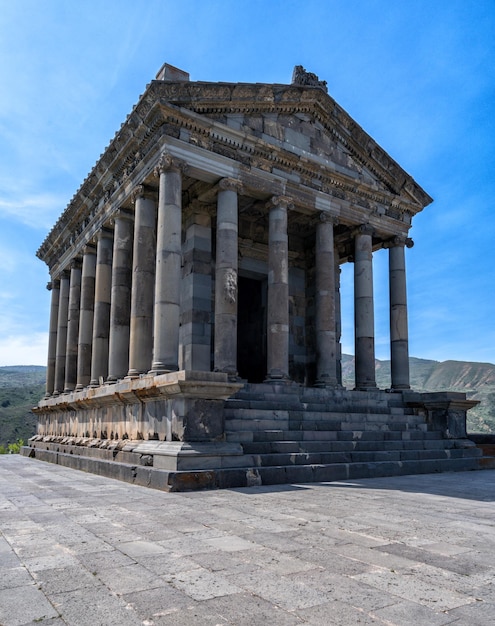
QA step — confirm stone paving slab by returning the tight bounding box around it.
[1,456,495,625]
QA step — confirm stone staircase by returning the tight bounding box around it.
[221,383,482,486]
[24,383,484,492]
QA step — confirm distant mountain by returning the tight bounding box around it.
[342,355,495,433]
[0,366,45,445]
[0,358,494,446]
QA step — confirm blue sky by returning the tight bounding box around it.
[0,0,493,366]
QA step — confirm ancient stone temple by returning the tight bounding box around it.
[24,64,481,490]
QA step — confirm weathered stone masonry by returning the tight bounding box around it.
[25,64,481,490]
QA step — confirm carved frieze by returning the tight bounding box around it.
[223,269,237,304]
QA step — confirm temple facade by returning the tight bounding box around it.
[25,65,481,490]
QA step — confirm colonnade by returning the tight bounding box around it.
[44,155,412,397]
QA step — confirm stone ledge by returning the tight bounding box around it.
[37,370,243,412]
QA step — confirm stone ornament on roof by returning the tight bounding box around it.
[292,65,328,93]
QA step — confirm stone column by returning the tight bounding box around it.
[90,228,113,386]
[266,195,293,382]
[354,224,376,389]
[214,178,241,378]
[181,201,213,371]
[107,210,133,382]
[150,154,186,374]
[64,259,82,392]
[334,255,343,387]
[127,185,156,377]
[53,271,70,396]
[76,244,96,390]
[315,213,338,387]
[389,237,413,390]
[45,279,60,397]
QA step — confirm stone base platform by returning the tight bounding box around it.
[23,383,483,491]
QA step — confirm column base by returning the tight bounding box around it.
[314,377,339,388]
[354,384,378,391]
[149,363,177,376]
[214,367,239,382]
[264,370,291,384]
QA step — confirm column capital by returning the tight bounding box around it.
[154,152,188,177]
[59,269,70,281]
[82,242,97,255]
[47,280,59,291]
[219,177,243,194]
[131,184,154,204]
[111,208,134,225]
[383,236,414,249]
[353,223,374,237]
[318,212,339,225]
[97,226,114,241]
[70,258,82,270]
[267,195,295,211]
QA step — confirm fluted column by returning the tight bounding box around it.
[150,154,186,374]
[315,213,338,387]
[214,178,241,377]
[107,210,133,382]
[354,224,376,389]
[53,271,70,395]
[76,244,96,390]
[266,195,293,382]
[128,185,156,377]
[389,237,413,390]
[90,228,113,386]
[45,279,60,397]
[64,259,82,392]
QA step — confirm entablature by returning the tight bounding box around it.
[38,75,430,276]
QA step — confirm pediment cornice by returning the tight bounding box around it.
[145,80,432,206]
[38,78,432,268]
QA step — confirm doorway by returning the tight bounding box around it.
[237,276,266,382]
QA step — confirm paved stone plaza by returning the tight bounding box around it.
[1,456,494,625]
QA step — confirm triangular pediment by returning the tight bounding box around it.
[146,80,432,211]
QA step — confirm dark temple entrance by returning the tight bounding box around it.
[237,276,266,382]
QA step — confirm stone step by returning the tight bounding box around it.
[24,444,483,493]
[225,429,444,444]
[170,456,483,490]
[225,418,427,433]
[226,396,415,409]
[239,437,460,455]
[244,447,481,468]
[224,399,417,416]
[224,409,420,424]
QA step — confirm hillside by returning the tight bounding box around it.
[0,366,45,445]
[1,358,494,446]
[342,356,495,433]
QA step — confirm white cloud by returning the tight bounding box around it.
[0,192,65,231]
[0,332,47,367]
